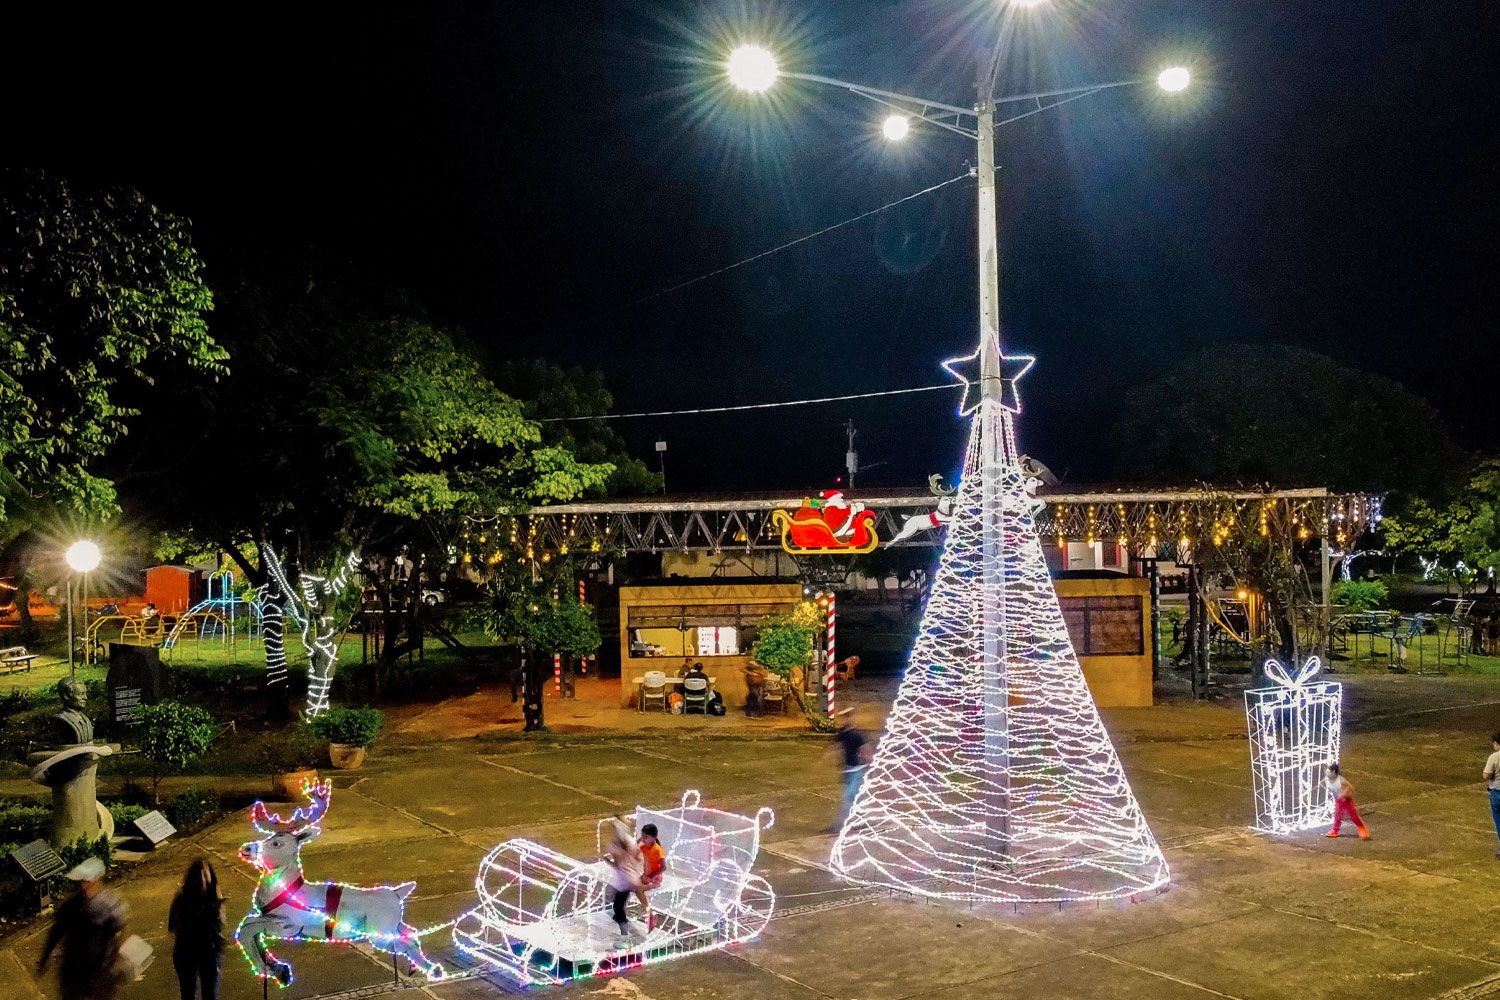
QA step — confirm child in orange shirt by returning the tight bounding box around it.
[637,823,667,931]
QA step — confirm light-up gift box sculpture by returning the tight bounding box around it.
[1245,657,1343,834]
[453,791,775,985]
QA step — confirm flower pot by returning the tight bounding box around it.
[271,768,319,800]
[328,743,366,769]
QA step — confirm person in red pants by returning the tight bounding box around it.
[1325,763,1370,839]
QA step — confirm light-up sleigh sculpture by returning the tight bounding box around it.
[1245,657,1342,834]
[453,791,775,985]
[830,332,1170,904]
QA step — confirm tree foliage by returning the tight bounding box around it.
[490,360,660,497]
[1329,578,1388,611]
[139,701,218,803]
[1116,345,1459,494]
[1381,457,1500,591]
[0,170,224,518]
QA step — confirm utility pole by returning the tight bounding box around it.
[844,419,858,487]
[655,437,668,494]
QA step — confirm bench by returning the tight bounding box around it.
[1,646,37,674]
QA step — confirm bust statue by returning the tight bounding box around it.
[29,678,114,847]
[51,678,95,745]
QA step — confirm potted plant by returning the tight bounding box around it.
[310,707,383,769]
[263,730,323,799]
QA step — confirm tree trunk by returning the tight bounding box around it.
[521,649,546,731]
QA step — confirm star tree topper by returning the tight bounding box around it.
[941,328,1035,416]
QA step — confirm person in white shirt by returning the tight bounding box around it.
[602,818,644,943]
[1483,734,1500,858]
[1324,763,1370,840]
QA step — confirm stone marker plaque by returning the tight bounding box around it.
[133,810,177,847]
[10,839,66,882]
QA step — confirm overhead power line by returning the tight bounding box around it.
[559,170,974,329]
[539,383,953,422]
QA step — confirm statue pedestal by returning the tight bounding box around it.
[29,744,119,848]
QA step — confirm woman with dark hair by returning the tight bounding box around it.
[168,859,225,1000]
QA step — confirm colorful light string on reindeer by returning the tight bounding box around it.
[233,781,445,987]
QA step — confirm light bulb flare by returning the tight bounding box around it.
[727,45,779,93]
[65,540,102,573]
[1157,66,1190,93]
[882,114,910,141]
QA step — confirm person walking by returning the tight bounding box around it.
[830,708,872,833]
[1484,733,1500,858]
[1324,763,1371,840]
[168,859,225,1000]
[37,858,128,1000]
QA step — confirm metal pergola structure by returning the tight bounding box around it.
[464,486,1380,560]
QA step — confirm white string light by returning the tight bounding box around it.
[1245,657,1342,834]
[454,791,775,985]
[830,366,1170,903]
[262,547,360,719]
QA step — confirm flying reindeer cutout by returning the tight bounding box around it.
[890,475,958,543]
[234,782,442,986]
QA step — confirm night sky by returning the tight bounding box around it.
[5,1,1497,493]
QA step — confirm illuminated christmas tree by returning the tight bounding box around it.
[830,329,1169,903]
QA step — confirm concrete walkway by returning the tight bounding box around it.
[7,672,1500,1000]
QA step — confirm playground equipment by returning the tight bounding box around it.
[163,569,263,653]
[453,791,775,986]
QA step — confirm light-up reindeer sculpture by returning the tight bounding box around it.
[234,782,442,986]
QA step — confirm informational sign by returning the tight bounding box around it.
[132,811,177,847]
[10,839,66,882]
[107,643,163,728]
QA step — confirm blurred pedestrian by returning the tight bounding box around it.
[830,708,872,833]
[168,859,225,1000]
[1484,733,1500,858]
[602,817,644,945]
[1324,763,1371,840]
[37,857,128,1000]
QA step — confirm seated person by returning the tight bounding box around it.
[140,602,159,622]
[683,662,708,685]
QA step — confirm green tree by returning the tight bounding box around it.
[491,360,660,496]
[0,171,224,514]
[138,701,218,804]
[1382,457,1500,593]
[480,566,602,731]
[1116,345,1460,494]
[0,171,224,625]
[120,279,613,708]
[751,604,833,731]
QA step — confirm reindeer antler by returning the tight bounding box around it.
[251,780,332,835]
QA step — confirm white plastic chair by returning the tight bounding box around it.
[682,675,709,714]
[642,671,668,712]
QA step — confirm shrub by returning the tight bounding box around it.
[263,729,324,773]
[166,786,221,829]
[138,701,218,803]
[310,707,383,747]
[46,833,113,902]
[0,803,49,844]
[107,803,147,828]
[1331,579,1389,612]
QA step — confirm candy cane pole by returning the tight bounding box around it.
[578,579,589,675]
[826,592,837,717]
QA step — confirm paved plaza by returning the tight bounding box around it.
[6,671,1500,1000]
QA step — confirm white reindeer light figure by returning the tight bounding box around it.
[234,782,442,986]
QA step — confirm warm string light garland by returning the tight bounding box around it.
[830,371,1170,903]
[232,782,444,986]
[1245,657,1342,834]
[453,791,775,985]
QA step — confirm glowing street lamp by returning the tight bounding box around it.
[1157,66,1190,92]
[881,114,911,141]
[64,540,102,677]
[727,45,779,93]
